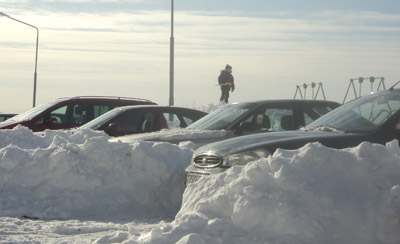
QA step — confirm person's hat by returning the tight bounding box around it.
[225,64,232,70]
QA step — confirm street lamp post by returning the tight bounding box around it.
[169,0,174,106]
[0,12,39,107]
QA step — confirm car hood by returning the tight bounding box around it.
[0,119,23,129]
[196,129,369,157]
[109,128,231,144]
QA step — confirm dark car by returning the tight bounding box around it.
[80,105,207,137]
[185,87,400,185]
[0,96,156,132]
[110,99,340,148]
[0,113,17,122]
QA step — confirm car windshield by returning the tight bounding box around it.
[307,91,400,133]
[8,102,57,122]
[187,103,256,130]
[80,108,123,130]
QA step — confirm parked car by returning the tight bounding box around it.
[110,99,340,148]
[80,105,207,137]
[0,113,17,122]
[185,87,400,185]
[0,96,156,132]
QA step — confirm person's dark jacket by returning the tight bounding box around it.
[218,70,235,91]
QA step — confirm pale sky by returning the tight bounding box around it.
[1,0,399,113]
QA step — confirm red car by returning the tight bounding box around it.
[0,96,156,131]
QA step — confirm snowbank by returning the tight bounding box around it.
[0,126,193,219]
[1,126,400,243]
[135,141,400,244]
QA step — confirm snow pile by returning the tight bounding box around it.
[135,141,400,244]
[0,126,193,219]
[1,126,400,243]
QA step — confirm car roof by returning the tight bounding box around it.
[54,96,154,103]
[229,99,341,106]
[113,105,206,112]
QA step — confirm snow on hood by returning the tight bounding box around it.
[109,128,228,144]
[134,140,400,244]
[0,126,193,219]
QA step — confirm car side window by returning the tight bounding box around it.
[94,105,112,118]
[72,104,88,125]
[33,105,68,125]
[243,107,294,132]
[303,105,335,124]
[109,110,142,134]
[358,100,400,126]
[163,113,181,129]
[140,112,157,132]
[266,108,293,131]
[243,113,271,131]
[50,105,67,124]
[182,116,195,127]
[304,113,313,126]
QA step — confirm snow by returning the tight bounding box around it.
[108,128,229,144]
[1,125,400,243]
[0,126,190,220]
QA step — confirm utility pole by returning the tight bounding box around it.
[169,0,174,106]
[0,12,39,107]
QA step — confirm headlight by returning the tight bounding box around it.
[221,148,270,167]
